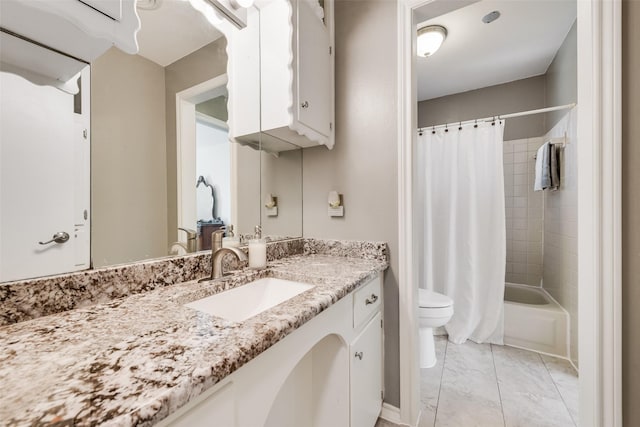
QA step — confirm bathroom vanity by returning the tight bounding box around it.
[0,239,387,426]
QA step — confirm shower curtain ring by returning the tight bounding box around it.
[458,121,462,131]
[445,124,449,133]
[432,126,435,135]
[474,119,478,128]
[491,116,496,126]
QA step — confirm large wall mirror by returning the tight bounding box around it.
[0,1,303,282]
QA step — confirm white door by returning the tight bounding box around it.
[0,68,90,282]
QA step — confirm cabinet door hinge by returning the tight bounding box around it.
[329,122,333,130]
[381,390,384,400]
[381,318,383,328]
[329,46,332,55]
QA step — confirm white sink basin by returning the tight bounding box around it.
[185,277,314,322]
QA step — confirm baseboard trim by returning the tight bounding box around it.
[380,403,414,426]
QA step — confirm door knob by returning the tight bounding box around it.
[39,232,70,245]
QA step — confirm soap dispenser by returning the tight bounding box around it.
[248,225,267,269]
[222,225,240,248]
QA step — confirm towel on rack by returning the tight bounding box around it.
[534,142,551,191]
[549,144,561,190]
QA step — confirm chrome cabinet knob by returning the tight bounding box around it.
[365,294,379,305]
[355,351,363,360]
[301,101,309,108]
[39,231,70,245]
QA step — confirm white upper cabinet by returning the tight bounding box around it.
[231,0,335,150]
[0,0,139,61]
[78,0,124,21]
[0,0,139,91]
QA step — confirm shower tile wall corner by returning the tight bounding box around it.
[504,137,545,286]
[542,109,579,368]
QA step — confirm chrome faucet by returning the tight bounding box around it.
[211,247,247,279]
[201,230,247,281]
[178,227,198,253]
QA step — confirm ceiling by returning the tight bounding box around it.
[136,0,224,67]
[416,0,576,101]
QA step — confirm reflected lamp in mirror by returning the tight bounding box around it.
[264,193,278,217]
[328,191,343,217]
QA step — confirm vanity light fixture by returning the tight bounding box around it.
[265,194,278,217]
[230,0,254,8]
[417,25,447,57]
[186,0,252,29]
[137,0,163,10]
[328,191,344,217]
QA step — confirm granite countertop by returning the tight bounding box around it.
[0,254,387,427]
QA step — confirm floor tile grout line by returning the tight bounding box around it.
[490,344,508,427]
[541,355,579,427]
[432,339,448,427]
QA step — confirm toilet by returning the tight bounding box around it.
[419,288,454,368]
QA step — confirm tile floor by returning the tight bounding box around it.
[376,337,578,427]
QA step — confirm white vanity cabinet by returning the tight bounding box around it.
[351,312,384,427]
[158,273,384,427]
[230,0,335,151]
[351,276,384,427]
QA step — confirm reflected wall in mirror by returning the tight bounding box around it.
[90,1,237,268]
[0,0,304,282]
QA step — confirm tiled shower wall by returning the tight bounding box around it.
[542,109,578,366]
[503,108,578,366]
[503,137,545,286]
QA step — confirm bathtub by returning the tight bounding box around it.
[504,283,569,358]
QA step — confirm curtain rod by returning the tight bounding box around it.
[418,103,577,132]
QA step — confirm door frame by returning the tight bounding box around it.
[396,1,622,426]
[176,74,236,238]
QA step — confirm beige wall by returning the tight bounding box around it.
[91,48,168,267]
[165,37,228,243]
[622,0,640,425]
[261,149,303,238]
[418,76,547,141]
[302,0,400,406]
[545,21,577,130]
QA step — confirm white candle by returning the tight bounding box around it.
[248,240,267,268]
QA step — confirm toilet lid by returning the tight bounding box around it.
[418,289,453,308]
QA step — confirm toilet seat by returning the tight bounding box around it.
[418,289,453,308]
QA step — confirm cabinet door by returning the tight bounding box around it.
[78,0,122,21]
[162,382,235,427]
[350,312,383,427]
[296,0,330,137]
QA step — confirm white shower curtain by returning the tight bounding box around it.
[420,121,506,345]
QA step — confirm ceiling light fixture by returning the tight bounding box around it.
[417,25,447,57]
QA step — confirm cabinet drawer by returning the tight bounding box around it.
[353,275,381,328]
